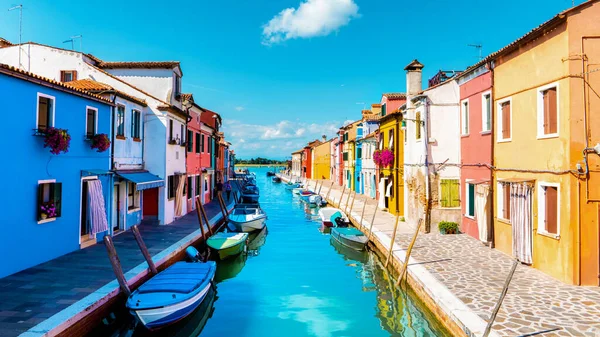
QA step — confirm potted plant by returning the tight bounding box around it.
[39,203,57,220]
[373,148,395,167]
[90,133,111,152]
[438,221,459,234]
[43,127,71,155]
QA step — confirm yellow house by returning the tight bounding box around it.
[313,139,332,180]
[341,121,360,190]
[377,105,404,216]
[492,0,600,285]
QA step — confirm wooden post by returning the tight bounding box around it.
[347,192,356,216]
[482,260,519,337]
[325,181,334,201]
[360,196,368,230]
[396,219,423,285]
[195,197,206,238]
[218,193,229,220]
[198,200,213,235]
[103,235,131,296]
[131,225,158,275]
[385,213,401,267]
[368,203,378,241]
[343,189,352,213]
[338,185,346,208]
[317,180,323,195]
[216,192,228,220]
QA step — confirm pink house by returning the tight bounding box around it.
[456,63,493,243]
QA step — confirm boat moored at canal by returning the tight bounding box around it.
[331,227,368,251]
[318,207,350,228]
[228,204,267,232]
[207,232,249,260]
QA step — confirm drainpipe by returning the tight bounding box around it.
[110,93,117,170]
[489,62,496,249]
[396,114,401,215]
[424,98,432,233]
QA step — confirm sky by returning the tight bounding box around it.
[0,0,578,159]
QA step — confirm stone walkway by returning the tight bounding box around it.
[0,195,233,337]
[310,179,600,337]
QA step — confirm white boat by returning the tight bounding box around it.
[292,187,304,195]
[228,205,267,232]
[318,207,350,228]
[331,227,368,251]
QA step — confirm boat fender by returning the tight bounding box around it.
[186,246,201,262]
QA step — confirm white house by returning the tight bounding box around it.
[403,60,461,227]
[291,150,303,178]
[359,109,380,199]
[0,42,188,225]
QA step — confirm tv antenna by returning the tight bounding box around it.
[468,44,483,61]
[63,35,82,51]
[8,5,23,68]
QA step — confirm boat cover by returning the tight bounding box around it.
[334,228,364,236]
[137,262,214,294]
[330,211,343,222]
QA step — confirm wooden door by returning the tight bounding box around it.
[143,188,158,217]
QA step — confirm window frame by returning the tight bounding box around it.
[167,175,175,200]
[127,182,140,211]
[465,181,475,218]
[60,70,77,82]
[187,176,193,199]
[36,93,56,132]
[85,106,98,139]
[37,179,62,223]
[461,98,470,136]
[537,181,560,239]
[496,182,511,222]
[481,91,492,133]
[116,104,126,138]
[536,82,560,139]
[496,97,512,143]
[195,133,201,153]
[169,119,174,142]
[131,109,141,140]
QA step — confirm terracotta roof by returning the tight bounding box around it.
[382,92,406,100]
[362,131,378,140]
[404,59,424,71]
[85,53,103,65]
[98,61,180,70]
[292,149,304,155]
[68,79,148,106]
[371,104,382,107]
[0,38,13,47]
[363,114,381,121]
[0,63,113,105]
[180,93,194,102]
[157,104,189,120]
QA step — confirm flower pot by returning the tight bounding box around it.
[40,213,48,220]
[440,228,446,235]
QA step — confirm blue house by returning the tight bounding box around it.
[355,124,363,193]
[0,64,114,278]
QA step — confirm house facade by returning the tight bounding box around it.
[313,138,332,180]
[0,65,113,278]
[377,108,403,214]
[291,150,303,178]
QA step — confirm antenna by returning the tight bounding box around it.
[71,35,82,51]
[468,44,483,61]
[63,38,74,50]
[356,102,365,110]
[8,4,23,69]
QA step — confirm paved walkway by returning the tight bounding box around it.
[0,195,233,337]
[309,179,600,337]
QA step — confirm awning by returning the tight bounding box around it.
[115,171,165,191]
[82,169,113,177]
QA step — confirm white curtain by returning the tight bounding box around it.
[87,179,108,235]
[378,178,387,209]
[511,182,533,264]
[174,175,186,217]
[475,183,491,243]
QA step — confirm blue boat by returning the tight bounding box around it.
[126,261,216,330]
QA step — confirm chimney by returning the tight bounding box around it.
[371,104,382,115]
[405,59,424,109]
[322,135,327,142]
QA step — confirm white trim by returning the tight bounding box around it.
[78,176,99,245]
[36,92,56,130]
[481,91,492,132]
[38,179,56,184]
[536,82,560,139]
[537,181,561,239]
[461,98,470,136]
[37,217,57,225]
[496,97,512,143]
[85,105,98,136]
[496,182,510,222]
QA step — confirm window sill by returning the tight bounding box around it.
[38,217,57,224]
[464,215,475,220]
[461,133,470,138]
[440,207,461,210]
[133,137,142,142]
[537,231,560,240]
[116,135,126,140]
[127,207,140,214]
[537,133,559,140]
[497,138,511,143]
[497,217,511,225]
[480,130,492,135]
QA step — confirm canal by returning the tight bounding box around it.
[98,167,450,337]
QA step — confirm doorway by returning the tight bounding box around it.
[142,187,159,218]
[113,184,121,232]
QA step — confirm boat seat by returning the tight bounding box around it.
[137,262,212,294]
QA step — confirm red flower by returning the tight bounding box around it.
[91,133,111,152]
[374,148,394,167]
[43,127,71,155]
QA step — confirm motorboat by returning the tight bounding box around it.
[228,204,267,232]
[272,176,282,183]
[331,227,368,251]
[241,185,260,203]
[206,232,249,260]
[318,207,350,228]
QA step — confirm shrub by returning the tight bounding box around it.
[438,221,459,234]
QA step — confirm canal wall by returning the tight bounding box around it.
[279,174,498,337]
[20,201,234,337]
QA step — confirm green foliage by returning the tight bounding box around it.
[438,221,459,234]
[235,157,287,165]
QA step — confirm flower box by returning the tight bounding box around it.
[90,133,110,152]
[43,127,71,155]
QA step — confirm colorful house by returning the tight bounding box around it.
[302,139,322,179]
[377,104,403,214]
[358,108,380,199]
[340,121,360,189]
[491,0,600,285]
[313,138,332,180]
[291,149,303,178]
[1,64,113,278]
[456,63,493,243]
[200,109,221,202]
[181,93,205,210]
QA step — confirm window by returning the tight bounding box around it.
[389,130,394,152]
[196,176,201,196]
[343,152,348,161]
[37,94,55,132]
[168,175,175,199]
[466,182,475,217]
[208,137,212,154]
[86,107,97,138]
[187,177,193,198]
[538,84,558,137]
[381,103,387,117]
[37,181,62,221]
[201,134,205,153]
[482,92,491,132]
[187,130,194,152]
[538,183,559,236]
[174,75,181,98]
[181,124,185,144]
[205,177,208,191]
[116,105,125,137]
[440,179,460,208]
[415,112,422,140]
[169,120,174,142]
[195,133,201,153]
[182,176,187,196]
[497,182,511,221]
[461,100,469,135]
[131,110,141,139]
[60,70,77,82]
[497,99,511,141]
[357,147,362,159]
[128,182,139,210]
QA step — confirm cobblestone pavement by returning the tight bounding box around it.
[315,180,600,337]
[0,196,232,337]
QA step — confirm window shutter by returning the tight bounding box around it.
[503,185,511,219]
[440,180,449,207]
[502,102,511,139]
[73,70,78,81]
[547,88,557,134]
[37,184,44,220]
[468,184,475,215]
[545,186,558,234]
[451,180,460,207]
[53,182,62,217]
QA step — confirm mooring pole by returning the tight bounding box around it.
[317,180,323,195]
[198,200,213,235]
[103,235,131,296]
[360,196,368,230]
[325,181,334,201]
[396,219,423,285]
[483,260,519,337]
[338,185,346,208]
[368,203,378,241]
[344,190,352,213]
[216,192,228,220]
[131,225,158,275]
[195,197,206,238]
[347,192,356,216]
[385,213,401,268]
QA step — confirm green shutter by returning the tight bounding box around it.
[468,184,475,216]
[53,182,62,217]
[440,180,449,207]
[382,103,387,116]
[357,147,362,158]
[451,180,460,207]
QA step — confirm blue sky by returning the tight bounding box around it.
[0,0,576,159]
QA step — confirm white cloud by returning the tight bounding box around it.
[235,106,245,111]
[262,0,359,45]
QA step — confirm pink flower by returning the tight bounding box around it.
[90,133,110,152]
[43,127,71,155]
[374,148,394,167]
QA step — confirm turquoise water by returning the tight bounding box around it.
[100,167,449,337]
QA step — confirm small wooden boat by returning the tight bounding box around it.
[126,261,216,330]
[241,185,260,203]
[228,204,267,232]
[318,207,350,228]
[331,227,368,251]
[207,232,249,260]
[266,171,276,177]
[272,176,281,183]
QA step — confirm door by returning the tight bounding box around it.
[113,185,120,231]
[80,180,89,237]
[143,187,159,217]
